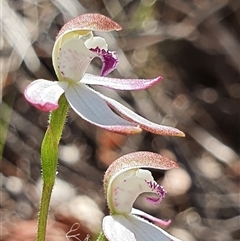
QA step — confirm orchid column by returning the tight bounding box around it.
[24,13,184,241]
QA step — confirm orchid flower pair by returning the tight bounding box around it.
[24,13,184,241]
[102,151,182,241]
[24,13,184,137]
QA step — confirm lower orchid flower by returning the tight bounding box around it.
[102,152,183,241]
[24,13,184,137]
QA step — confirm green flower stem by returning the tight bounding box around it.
[37,95,69,241]
[96,231,108,241]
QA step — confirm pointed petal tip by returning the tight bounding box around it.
[144,75,163,89]
[170,129,185,138]
[175,130,185,137]
[156,75,163,82]
[141,125,185,138]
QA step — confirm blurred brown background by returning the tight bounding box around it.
[1,0,239,240]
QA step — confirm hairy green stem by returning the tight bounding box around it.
[96,231,108,241]
[37,183,54,241]
[37,95,69,241]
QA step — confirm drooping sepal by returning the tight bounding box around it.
[99,93,185,137]
[65,83,142,135]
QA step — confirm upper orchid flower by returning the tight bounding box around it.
[102,152,182,241]
[24,13,184,136]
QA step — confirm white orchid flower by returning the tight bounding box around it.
[103,152,183,241]
[24,13,184,136]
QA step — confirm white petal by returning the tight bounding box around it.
[24,79,68,111]
[65,83,141,134]
[103,215,182,241]
[58,38,95,81]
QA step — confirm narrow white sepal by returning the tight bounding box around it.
[65,83,140,133]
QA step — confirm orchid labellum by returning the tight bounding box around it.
[24,13,184,136]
